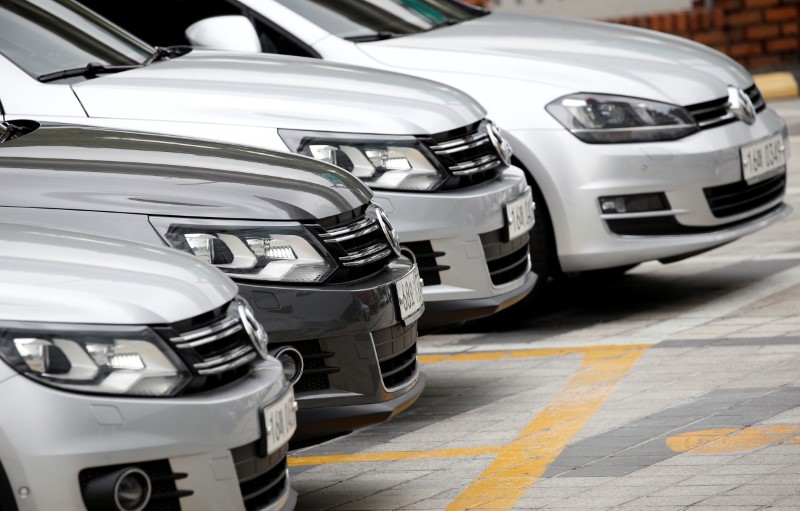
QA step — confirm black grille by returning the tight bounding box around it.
[424,120,505,190]
[271,340,336,393]
[155,301,258,394]
[400,241,448,286]
[372,321,419,390]
[687,84,766,131]
[480,229,531,286]
[606,204,784,236]
[704,173,786,218]
[79,460,191,511]
[232,442,290,511]
[310,205,398,284]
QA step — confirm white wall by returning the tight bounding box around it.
[490,0,696,19]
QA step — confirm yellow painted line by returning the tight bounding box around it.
[289,446,501,467]
[754,72,800,100]
[420,344,652,365]
[445,345,649,510]
[666,424,800,454]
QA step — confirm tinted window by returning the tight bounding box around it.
[0,0,152,77]
[272,0,482,40]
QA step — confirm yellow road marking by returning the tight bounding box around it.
[445,346,648,510]
[666,424,800,454]
[290,345,649,510]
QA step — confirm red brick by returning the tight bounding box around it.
[728,10,763,26]
[693,31,728,45]
[689,11,702,31]
[765,6,798,22]
[676,14,689,33]
[650,15,662,31]
[745,24,781,39]
[729,41,763,56]
[663,14,675,32]
[717,0,744,9]
[783,21,798,36]
[767,37,800,52]
[730,28,746,40]
[744,0,780,7]
[748,55,782,68]
[713,7,726,27]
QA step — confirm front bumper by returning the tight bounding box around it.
[373,166,535,329]
[0,359,295,511]
[237,259,424,444]
[510,108,791,272]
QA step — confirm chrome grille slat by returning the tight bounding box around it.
[339,242,389,262]
[449,154,500,172]
[196,351,258,375]
[173,323,243,349]
[321,223,379,244]
[429,131,488,151]
[697,113,735,128]
[172,315,239,342]
[319,217,375,239]
[342,248,393,267]
[193,345,255,369]
[423,121,505,190]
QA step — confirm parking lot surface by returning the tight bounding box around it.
[290,98,800,510]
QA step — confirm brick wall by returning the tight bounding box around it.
[607,0,798,72]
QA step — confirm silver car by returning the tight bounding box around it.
[0,222,296,511]
[111,0,792,292]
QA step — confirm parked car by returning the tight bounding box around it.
[0,221,296,511]
[0,0,536,331]
[89,0,792,293]
[0,117,425,445]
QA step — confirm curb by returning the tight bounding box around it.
[754,71,800,101]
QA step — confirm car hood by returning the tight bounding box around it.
[0,223,237,324]
[72,51,485,135]
[361,13,753,106]
[0,123,370,220]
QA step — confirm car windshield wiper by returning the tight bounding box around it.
[344,31,399,42]
[143,45,192,66]
[37,62,139,83]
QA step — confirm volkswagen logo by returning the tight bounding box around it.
[370,203,402,257]
[236,297,269,360]
[727,86,756,125]
[486,120,513,167]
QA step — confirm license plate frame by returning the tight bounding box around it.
[741,133,787,184]
[504,189,535,242]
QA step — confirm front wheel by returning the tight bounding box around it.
[528,183,560,300]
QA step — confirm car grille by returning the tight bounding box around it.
[423,120,505,190]
[270,340,337,393]
[480,229,532,286]
[687,84,766,130]
[372,321,419,391]
[704,173,786,218]
[400,241,449,286]
[311,204,398,283]
[80,460,192,511]
[232,442,290,511]
[157,301,259,394]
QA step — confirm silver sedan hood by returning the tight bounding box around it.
[0,224,237,325]
[362,13,753,106]
[72,51,485,134]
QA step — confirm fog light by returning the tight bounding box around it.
[599,193,668,214]
[84,467,151,511]
[271,346,304,385]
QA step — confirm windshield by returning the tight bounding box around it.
[272,0,484,40]
[0,0,153,78]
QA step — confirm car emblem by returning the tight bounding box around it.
[486,120,513,167]
[727,86,756,125]
[237,297,269,360]
[371,204,402,257]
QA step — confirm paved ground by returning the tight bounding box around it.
[289,98,800,510]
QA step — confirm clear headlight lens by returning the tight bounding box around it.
[279,130,447,191]
[546,93,699,143]
[0,322,191,396]
[150,218,336,283]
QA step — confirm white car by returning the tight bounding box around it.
[0,0,536,331]
[0,222,296,511]
[89,0,792,292]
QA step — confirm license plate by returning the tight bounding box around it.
[262,387,296,456]
[395,265,424,322]
[741,134,787,184]
[504,189,535,241]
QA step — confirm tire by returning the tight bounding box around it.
[527,180,560,301]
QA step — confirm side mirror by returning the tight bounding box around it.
[185,16,261,53]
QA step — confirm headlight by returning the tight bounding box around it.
[279,130,447,191]
[150,218,336,283]
[0,322,191,396]
[546,93,699,143]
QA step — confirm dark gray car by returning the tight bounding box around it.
[0,119,425,445]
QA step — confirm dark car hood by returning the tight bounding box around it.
[0,123,371,220]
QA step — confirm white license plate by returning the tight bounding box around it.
[395,265,424,322]
[504,189,535,241]
[263,387,296,455]
[741,134,787,183]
